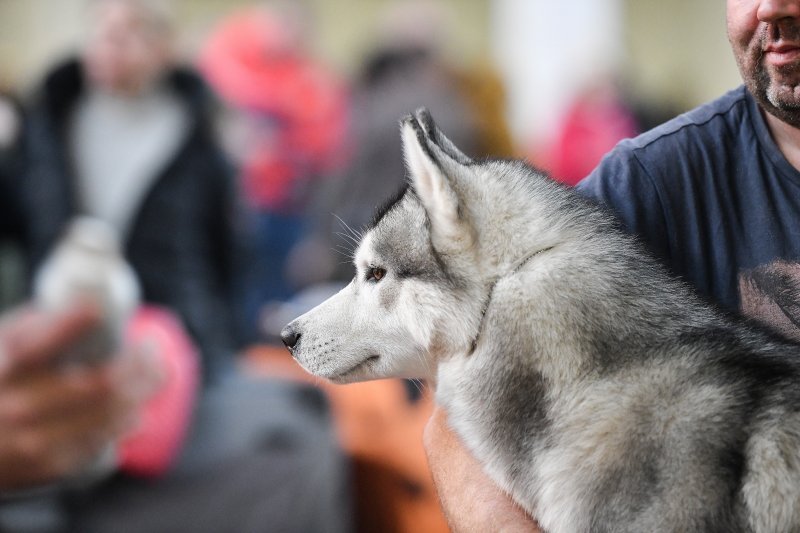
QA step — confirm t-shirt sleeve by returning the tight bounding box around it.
[575,144,673,264]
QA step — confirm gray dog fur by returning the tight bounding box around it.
[283,109,800,533]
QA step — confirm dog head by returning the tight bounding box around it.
[281,109,520,383]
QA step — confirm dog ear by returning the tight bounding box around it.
[414,108,473,165]
[401,114,472,251]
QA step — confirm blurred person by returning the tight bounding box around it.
[8,1,352,532]
[198,5,348,330]
[22,0,246,381]
[546,75,639,186]
[284,0,481,292]
[22,0,254,380]
[424,0,800,531]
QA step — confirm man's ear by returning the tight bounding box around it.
[401,114,472,251]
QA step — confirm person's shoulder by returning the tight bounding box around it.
[577,87,753,222]
[579,86,751,191]
[27,58,84,118]
[166,66,217,112]
[619,85,749,156]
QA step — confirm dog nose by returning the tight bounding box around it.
[281,325,301,349]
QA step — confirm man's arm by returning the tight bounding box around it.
[0,302,161,491]
[423,407,541,533]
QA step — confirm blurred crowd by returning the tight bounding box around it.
[0,0,657,532]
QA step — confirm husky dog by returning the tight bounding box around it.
[282,109,800,533]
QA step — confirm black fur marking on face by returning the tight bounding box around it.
[370,198,453,286]
[395,159,461,286]
[367,184,409,232]
[373,228,448,284]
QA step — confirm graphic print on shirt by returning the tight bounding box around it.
[739,260,800,342]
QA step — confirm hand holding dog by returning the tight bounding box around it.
[0,302,161,491]
[424,407,541,533]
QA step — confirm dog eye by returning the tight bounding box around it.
[366,266,386,282]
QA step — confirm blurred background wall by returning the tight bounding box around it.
[0,0,489,86]
[0,0,741,155]
[625,0,740,116]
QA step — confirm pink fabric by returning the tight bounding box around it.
[547,89,638,186]
[118,306,199,478]
[197,8,348,211]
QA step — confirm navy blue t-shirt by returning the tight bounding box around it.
[578,85,800,340]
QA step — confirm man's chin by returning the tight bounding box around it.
[768,85,800,108]
[747,74,800,127]
[761,62,800,102]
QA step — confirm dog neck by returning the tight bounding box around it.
[468,246,555,355]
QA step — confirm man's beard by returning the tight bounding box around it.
[743,26,800,128]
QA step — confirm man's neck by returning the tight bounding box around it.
[763,109,800,172]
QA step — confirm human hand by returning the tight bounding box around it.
[0,302,162,491]
[423,407,541,533]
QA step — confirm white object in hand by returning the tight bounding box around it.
[34,216,140,365]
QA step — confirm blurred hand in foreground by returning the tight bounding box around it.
[0,302,161,491]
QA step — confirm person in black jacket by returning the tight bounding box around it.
[21,3,242,382]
